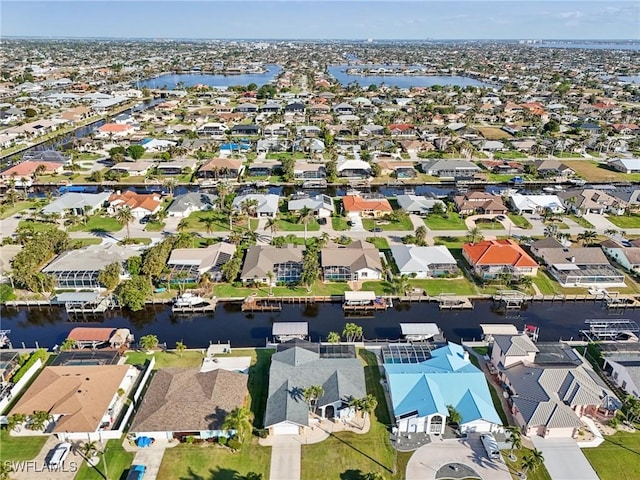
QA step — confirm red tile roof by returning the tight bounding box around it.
[342,195,393,213]
[98,123,133,133]
[109,191,161,212]
[463,239,538,268]
[1,161,62,177]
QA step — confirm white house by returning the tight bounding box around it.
[390,245,459,279]
[232,193,280,218]
[288,194,334,218]
[510,194,565,215]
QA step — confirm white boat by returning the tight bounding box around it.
[173,293,207,308]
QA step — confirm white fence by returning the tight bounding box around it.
[0,358,43,414]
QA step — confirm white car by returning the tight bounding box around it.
[47,442,72,468]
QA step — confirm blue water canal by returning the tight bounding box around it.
[3,301,638,350]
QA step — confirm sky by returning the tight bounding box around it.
[2,1,639,40]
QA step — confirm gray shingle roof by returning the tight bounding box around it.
[240,245,304,280]
[493,334,539,357]
[166,192,217,214]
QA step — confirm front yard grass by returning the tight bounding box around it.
[332,216,350,231]
[17,220,59,233]
[508,213,532,229]
[567,214,595,228]
[424,212,467,230]
[67,215,123,232]
[157,438,271,480]
[0,200,41,220]
[74,439,135,480]
[301,350,410,480]
[583,431,640,480]
[0,429,48,462]
[503,447,552,480]
[362,215,413,232]
[144,220,165,232]
[276,215,320,232]
[475,219,504,230]
[607,214,640,229]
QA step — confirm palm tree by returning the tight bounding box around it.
[506,426,522,461]
[266,270,275,296]
[604,228,620,237]
[80,441,98,460]
[297,206,315,240]
[577,230,598,246]
[303,385,325,414]
[446,404,462,428]
[175,340,186,357]
[361,394,378,421]
[201,216,217,236]
[264,217,279,241]
[140,334,159,352]
[327,331,341,343]
[415,225,427,245]
[177,218,189,233]
[544,223,558,239]
[222,406,253,443]
[391,274,410,296]
[466,226,483,244]
[362,473,384,480]
[240,199,258,229]
[521,449,544,475]
[115,206,134,239]
[28,411,52,431]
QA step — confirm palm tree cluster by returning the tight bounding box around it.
[222,406,253,443]
[303,385,324,414]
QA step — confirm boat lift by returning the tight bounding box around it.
[580,319,640,342]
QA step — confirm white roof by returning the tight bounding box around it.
[480,324,519,336]
[391,245,457,273]
[400,323,440,337]
[272,322,309,336]
[42,192,110,214]
[337,159,371,172]
[511,193,565,211]
[344,291,376,301]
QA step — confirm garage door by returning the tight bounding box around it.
[273,424,299,435]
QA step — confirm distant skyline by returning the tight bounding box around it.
[2,1,639,40]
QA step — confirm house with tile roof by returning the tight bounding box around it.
[321,240,383,281]
[264,342,366,435]
[462,239,539,279]
[1,160,64,180]
[384,342,503,435]
[107,190,162,219]
[129,368,248,441]
[492,334,619,438]
[342,195,393,218]
[454,192,508,215]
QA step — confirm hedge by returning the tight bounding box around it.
[11,349,47,384]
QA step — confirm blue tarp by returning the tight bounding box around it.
[135,436,153,447]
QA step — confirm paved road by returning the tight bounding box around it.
[269,435,301,480]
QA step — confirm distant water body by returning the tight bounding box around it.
[138,65,282,89]
[328,65,490,88]
[534,42,640,51]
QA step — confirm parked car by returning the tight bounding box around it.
[47,442,72,468]
[496,215,506,220]
[126,464,147,480]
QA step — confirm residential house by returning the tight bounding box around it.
[535,246,625,287]
[333,102,355,114]
[532,159,575,179]
[166,192,217,218]
[390,245,459,278]
[42,192,110,217]
[376,160,417,179]
[388,123,415,137]
[9,364,141,440]
[342,195,393,218]
[492,334,618,438]
[240,245,304,285]
[601,239,640,274]
[155,158,199,176]
[197,122,227,138]
[232,193,279,218]
[421,159,482,179]
[293,138,325,153]
[230,124,259,136]
[284,102,305,114]
[602,344,640,398]
[454,192,508,215]
[108,161,155,177]
[167,243,236,282]
[23,150,71,164]
[509,194,565,215]
[321,240,383,281]
[42,244,138,289]
[608,158,640,174]
[462,239,539,279]
[559,189,627,216]
[396,195,445,216]
[264,342,366,435]
[1,160,64,180]
[384,342,503,434]
[288,194,334,218]
[197,158,245,180]
[235,103,258,114]
[108,191,161,219]
[96,123,136,138]
[294,161,326,179]
[129,368,248,441]
[248,161,281,177]
[336,158,371,178]
[360,124,384,137]
[263,123,289,137]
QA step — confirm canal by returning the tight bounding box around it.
[2,300,637,349]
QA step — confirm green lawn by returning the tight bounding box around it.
[365,237,390,250]
[567,214,595,229]
[508,213,533,229]
[607,215,640,229]
[0,430,48,462]
[179,211,232,232]
[0,200,40,220]
[144,220,165,232]
[474,219,505,230]
[17,220,59,233]
[71,238,103,248]
[67,216,123,232]
[332,216,350,231]
[362,215,413,232]
[424,213,467,230]
[301,350,408,480]
[583,431,640,480]
[410,278,477,296]
[157,438,271,480]
[213,281,352,298]
[125,350,205,369]
[503,448,552,480]
[276,216,321,232]
[493,151,527,159]
[74,439,134,480]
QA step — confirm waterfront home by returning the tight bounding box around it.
[342,194,393,218]
[608,158,640,174]
[42,244,139,289]
[155,158,199,176]
[235,102,258,114]
[384,342,503,435]
[42,192,110,217]
[240,245,304,285]
[294,161,326,179]
[535,246,625,287]
[601,344,640,398]
[142,138,176,152]
[247,161,281,176]
[336,158,371,178]
[166,192,217,217]
[390,245,459,279]
[296,125,322,137]
[376,160,417,178]
[462,239,539,280]
[454,192,508,215]
[492,334,619,438]
[108,160,155,177]
[196,122,227,138]
[558,189,627,216]
[509,194,565,215]
[60,106,92,123]
[232,193,280,218]
[197,158,244,180]
[321,240,383,281]
[532,159,576,178]
[96,123,136,138]
[23,150,71,164]
[360,124,384,136]
[421,159,481,179]
[333,102,355,114]
[230,124,259,136]
[601,239,640,274]
[108,190,161,219]
[263,123,289,137]
[167,242,236,282]
[293,137,325,153]
[264,341,366,435]
[9,364,140,440]
[1,160,64,180]
[396,194,445,216]
[288,194,334,218]
[129,368,248,441]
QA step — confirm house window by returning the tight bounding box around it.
[622,380,627,390]
[430,415,443,433]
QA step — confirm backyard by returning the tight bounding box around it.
[583,431,640,480]
[508,213,533,229]
[212,280,352,298]
[0,429,47,463]
[67,215,123,233]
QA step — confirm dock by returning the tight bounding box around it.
[436,294,474,310]
[342,291,390,313]
[241,295,282,312]
[172,299,218,314]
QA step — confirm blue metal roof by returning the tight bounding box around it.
[385,342,502,426]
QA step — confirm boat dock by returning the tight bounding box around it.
[172,299,218,314]
[343,291,390,312]
[436,294,474,310]
[241,295,282,312]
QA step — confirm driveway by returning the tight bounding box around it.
[406,435,512,480]
[132,445,166,480]
[10,436,82,480]
[269,435,301,480]
[531,436,599,480]
[583,213,620,231]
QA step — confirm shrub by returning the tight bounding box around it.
[218,436,227,446]
[227,437,242,451]
[12,349,46,383]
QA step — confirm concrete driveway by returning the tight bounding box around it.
[531,436,599,480]
[406,435,512,480]
[131,446,166,480]
[269,435,301,480]
[584,213,620,231]
[10,435,83,480]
